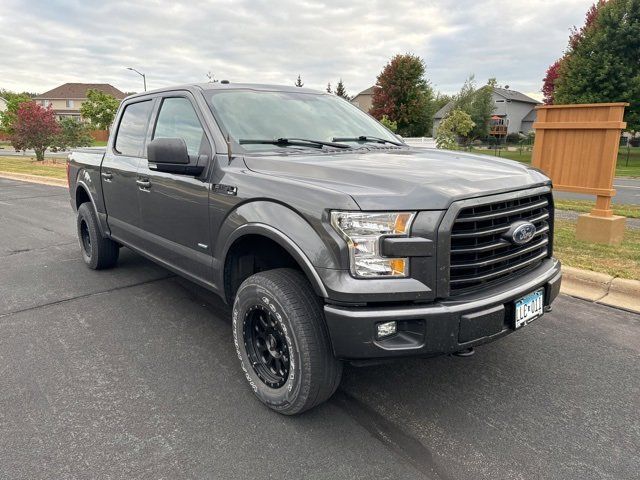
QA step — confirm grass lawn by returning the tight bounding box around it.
[0,156,67,180]
[92,140,108,147]
[469,146,640,178]
[554,219,640,279]
[554,199,640,219]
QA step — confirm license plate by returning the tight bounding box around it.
[514,289,544,329]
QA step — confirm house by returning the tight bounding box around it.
[433,87,541,137]
[33,83,126,121]
[0,96,7,113]
[350,86,376,112]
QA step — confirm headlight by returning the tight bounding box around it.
[330,211,416,278]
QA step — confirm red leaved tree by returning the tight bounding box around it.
[542,59,563,104]
[10,102,61,161]
[369,54,433,137]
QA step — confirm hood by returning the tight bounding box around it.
[243,148,550,210]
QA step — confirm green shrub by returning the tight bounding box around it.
[435,109,475,150]
[379,115,398,133]
[506,132,523,144]
[52,117,93,151]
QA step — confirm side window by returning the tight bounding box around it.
[115,100,153,157]
[153,97,206,156]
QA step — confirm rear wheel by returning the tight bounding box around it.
[233,268,342,415]
[76,202,119,269]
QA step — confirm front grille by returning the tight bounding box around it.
[449,192,552,294]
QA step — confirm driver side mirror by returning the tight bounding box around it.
[147,137,205,175]
[148,137,190,164]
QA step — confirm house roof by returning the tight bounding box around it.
[34,83,126,100]
[493,87,541,104]
[354,86,377,97]
[433,102,454,120]
[433,87,541,120]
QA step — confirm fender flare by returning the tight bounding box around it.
[75,180,108,237]
[220,223,329,300]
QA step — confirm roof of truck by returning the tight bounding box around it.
[125,82,324,100]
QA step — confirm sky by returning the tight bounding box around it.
[0,0,595,100]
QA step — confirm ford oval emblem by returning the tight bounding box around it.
[505,221,537,245]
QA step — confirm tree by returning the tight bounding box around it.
[435,109,475,150]
[79,89,119,130]
[335,79,349,100]
[10,102,61,161]
[452,76,496,140]
[52,117,93,151]
[0,89,37,101]
[542,59,563,104]
[369,54,434,137]
[326,82,332,93]
[0,91,32,136]
[379,115,398,133]
[554,0,640,130]
[295,75,304,87]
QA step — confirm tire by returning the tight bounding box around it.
[76,202,119,270]
[233,268,342,415]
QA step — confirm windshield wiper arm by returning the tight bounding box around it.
[332,135,403,146]
[239,137,351,149]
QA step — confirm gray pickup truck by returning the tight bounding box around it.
[68,83,561,414]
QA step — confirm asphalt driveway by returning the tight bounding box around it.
[0,178,638,479]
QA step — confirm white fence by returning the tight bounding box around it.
[402,137,436,148]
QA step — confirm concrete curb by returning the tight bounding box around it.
[561,266,640,313]
[0,172,67,188]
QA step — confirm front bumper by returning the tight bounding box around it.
[324,258,561,359]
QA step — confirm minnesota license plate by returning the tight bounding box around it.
[514,289,544,329]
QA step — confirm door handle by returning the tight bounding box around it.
[101,172,113,181]
[136,179,151,190]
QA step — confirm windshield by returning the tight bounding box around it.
[206,89,401,152]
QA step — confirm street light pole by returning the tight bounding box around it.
[127,67,146,92]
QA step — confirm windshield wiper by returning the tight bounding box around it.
[239,137,351,149]
[332,135,403,146]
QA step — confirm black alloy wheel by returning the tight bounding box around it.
[244,305,290,388]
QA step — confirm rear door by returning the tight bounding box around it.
[101,99,155,247]
[136,94,213,284]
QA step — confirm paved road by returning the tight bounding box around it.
[554,177,640,205]
[0,148,70,159]
[1,178,638,480]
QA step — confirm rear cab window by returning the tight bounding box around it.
[114,100,154,157]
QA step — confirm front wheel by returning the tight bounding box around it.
[233,268,342,415]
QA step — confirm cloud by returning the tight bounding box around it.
[0,0,593,97]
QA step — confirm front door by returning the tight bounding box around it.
[136,95,213,285]
[102,99,155,248]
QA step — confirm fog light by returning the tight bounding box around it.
[376,321,397,339]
